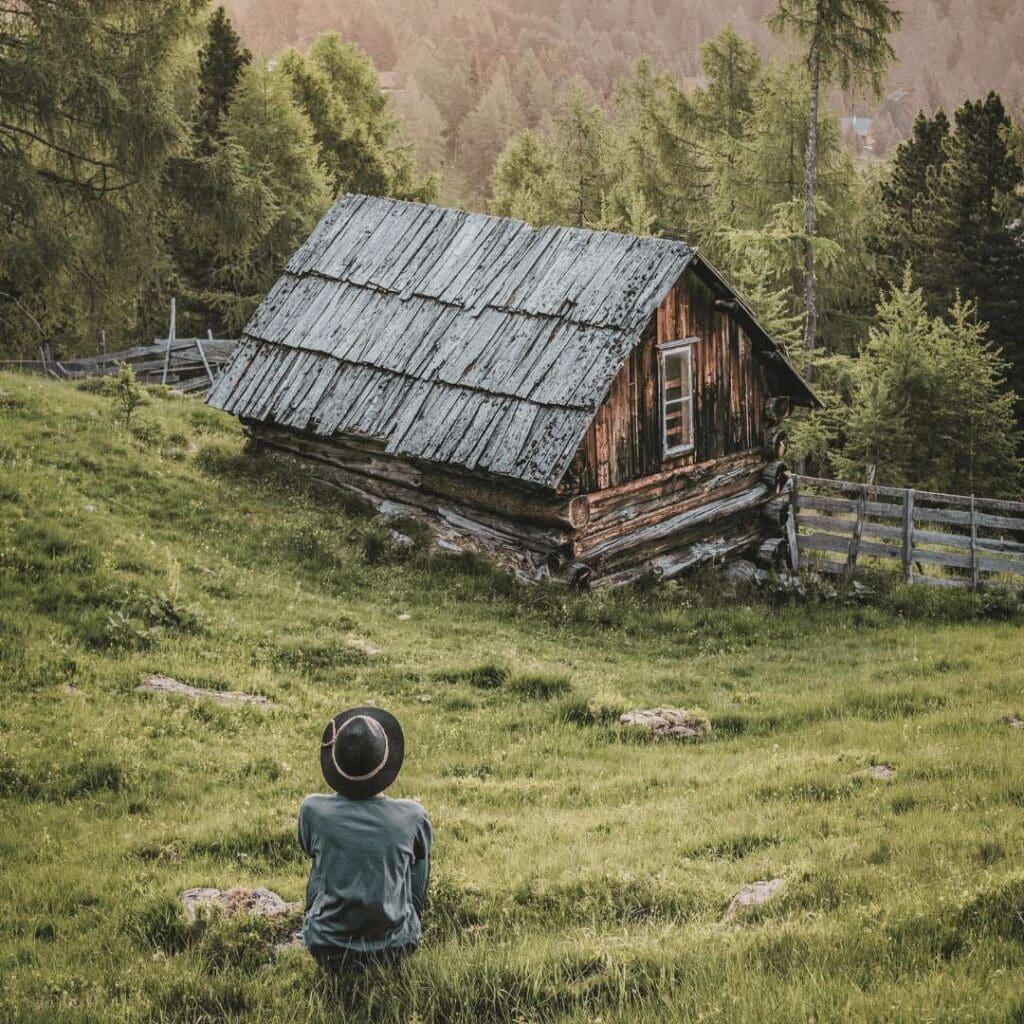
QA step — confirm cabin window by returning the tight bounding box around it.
[659,339,696,457]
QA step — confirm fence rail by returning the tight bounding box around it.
[790,475,1024,590]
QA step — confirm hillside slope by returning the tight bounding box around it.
[1,372,1023,1022]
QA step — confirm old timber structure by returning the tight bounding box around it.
[208,194,819,587]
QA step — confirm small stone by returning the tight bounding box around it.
[61,684,89,698]
[619,708,710,741]
[418,694,433,703]
[388,529,415,551]
[345,635,382,657]
[1004,715,1024,729]
[139,673,277,708]
[83,504,97,513]
[861,764,896,780]
[721,559,766,589]
[397,613,411,621]
[179,886,300,923]
[723,878,784,920]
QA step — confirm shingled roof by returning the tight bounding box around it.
[208,194,812,489]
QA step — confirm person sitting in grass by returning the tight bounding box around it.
[298,706,432,972]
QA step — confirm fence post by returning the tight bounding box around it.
[161,297,176,386]
[902,488,915,583]
[969,495,980,592]
[846,466,875,581]
[787,476,800,572]
[195,329,215,384]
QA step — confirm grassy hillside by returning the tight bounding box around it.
[1,371,1023,1023]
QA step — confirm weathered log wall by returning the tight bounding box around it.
[241,265,793,587]
[570,268,774,493]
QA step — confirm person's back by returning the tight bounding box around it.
[299,792,431,955]
[299,706,431,971]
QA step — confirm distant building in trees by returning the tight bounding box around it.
[209,195,819,587]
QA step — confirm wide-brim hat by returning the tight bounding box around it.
[320,706,404,799]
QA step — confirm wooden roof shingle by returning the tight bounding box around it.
[208,194,812,489]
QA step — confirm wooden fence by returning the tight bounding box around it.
[789,476,1024,590]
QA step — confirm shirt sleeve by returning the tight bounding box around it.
[297,798,313,857]
[410,810,432,916]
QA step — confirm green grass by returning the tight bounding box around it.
[1,371,1023,1023]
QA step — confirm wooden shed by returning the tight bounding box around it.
[208,194,819,587]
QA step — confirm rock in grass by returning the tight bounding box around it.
[345,635,383,657]
[723,878,784,920]
[860,764,896,780]
[139,673,276,708]
[619,708,710,740]
[179,886,300,923]
[1004,715,1023,730]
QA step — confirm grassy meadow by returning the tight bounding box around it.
[1,371,1023,1023]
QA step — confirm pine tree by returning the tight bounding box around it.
[196,6,252,150]
[839,271,1021,496]
[914,93,1024,400]
[769,0,902,367]
[877,109,950,273]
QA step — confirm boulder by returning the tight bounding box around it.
[723,878,784,920]
[179,886,300,923]
[619,708,710,741]
[860,764,896,780]
[139,673,276,708]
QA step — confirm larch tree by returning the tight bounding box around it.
[0,0,200,356]
[768,0,902,371]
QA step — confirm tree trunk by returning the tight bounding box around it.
[802,5,824,378]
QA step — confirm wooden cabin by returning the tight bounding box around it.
[208,194,818,588]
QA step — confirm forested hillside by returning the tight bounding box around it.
[223,0,1024,165]
[3,0,1022,494]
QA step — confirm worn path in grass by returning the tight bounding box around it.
[1,372,1023,1023]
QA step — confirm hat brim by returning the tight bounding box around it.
[320,706,404,798]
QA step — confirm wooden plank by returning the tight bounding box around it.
[970,496,980,592]
[911,547,972,570]
[902,489,914,583]
[796,515,1024,558]
[787,477,800,571]
[798,532,901,562]
[909,572,970,590]
[796,475,1024,517]
[161,298,176,385]
[797,494,903,520]
[846,472,874,580]
[913,505,1024,533]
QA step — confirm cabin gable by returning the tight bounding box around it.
[568,267,779,494]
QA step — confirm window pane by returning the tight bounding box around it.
[663,345,694,454]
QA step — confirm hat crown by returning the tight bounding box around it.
[334,715,387,780]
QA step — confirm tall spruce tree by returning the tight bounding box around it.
[768,0,902,369]
[196,6,251,151]
[878,109,950,273]
[914,93,1024,401]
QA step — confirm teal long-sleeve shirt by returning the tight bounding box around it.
[297,792,432,953]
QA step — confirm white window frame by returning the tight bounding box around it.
[659,338,697,458]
